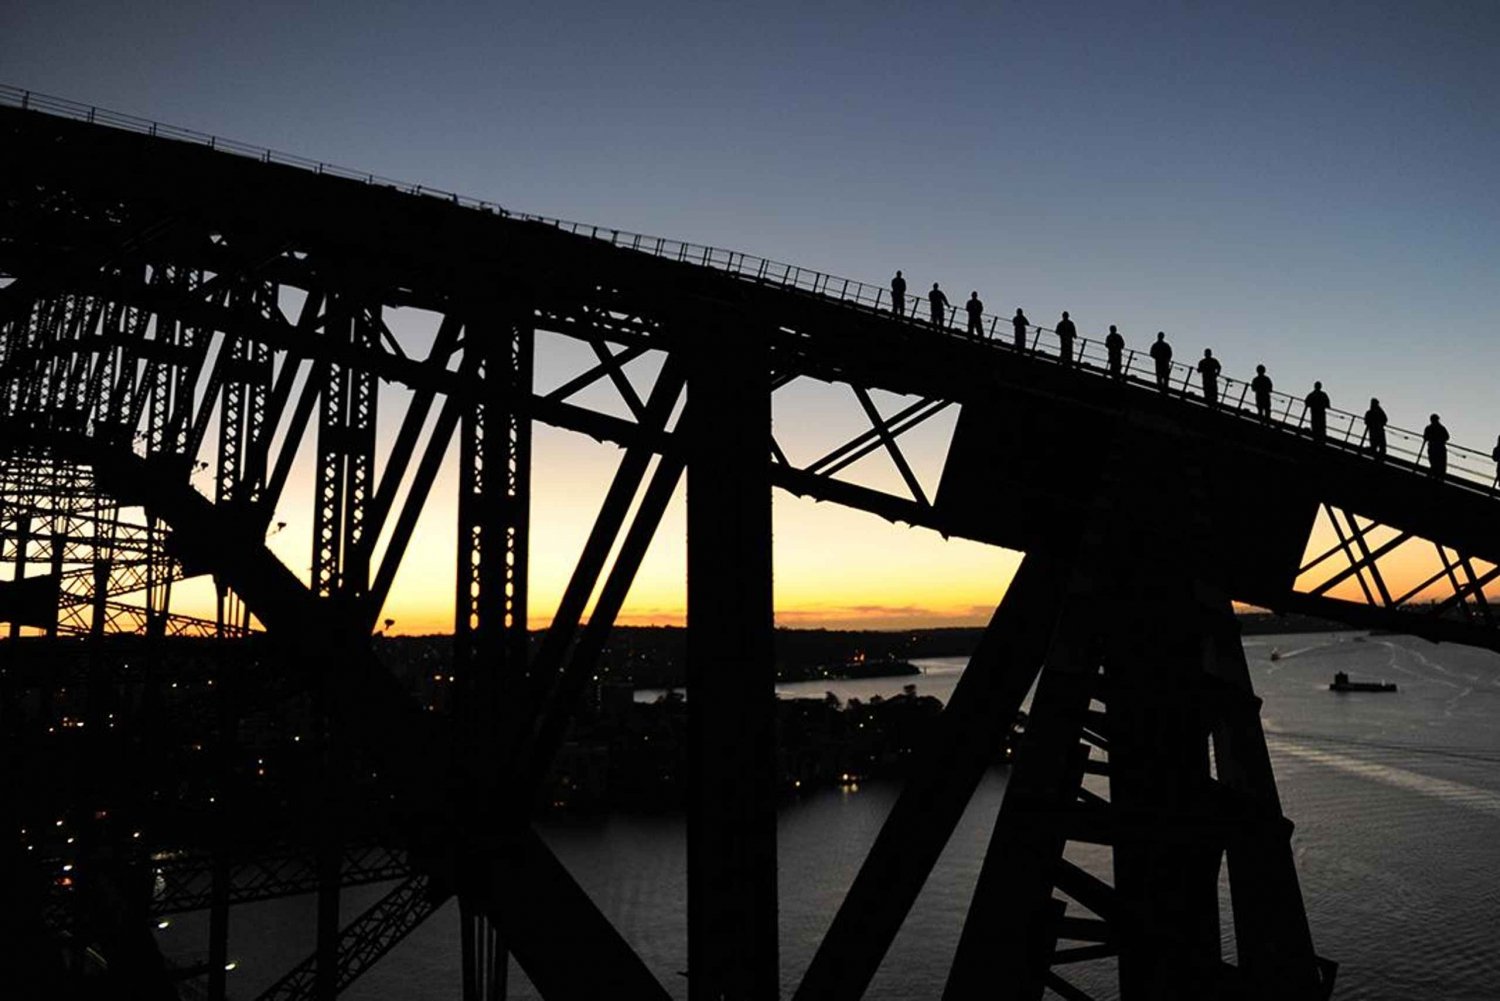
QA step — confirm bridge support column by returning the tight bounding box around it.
[793,557,1066,1001]
[942,604,1098,1000]
[455,304,532,1001]
[1105,582,1231,998]
[207,667,238,1001]
[940,567,1333,1001]
[686,327,777,1001]
[7,512,28,640]
[1203,602,1334,995]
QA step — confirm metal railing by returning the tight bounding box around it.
[5,83,1496,496]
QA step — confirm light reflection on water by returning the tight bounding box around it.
[169,634,1500,1000]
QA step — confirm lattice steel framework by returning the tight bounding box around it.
[9,94,1500,1001]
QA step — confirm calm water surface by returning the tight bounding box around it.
[166,633,1500,1000]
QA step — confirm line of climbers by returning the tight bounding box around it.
[889,271,1476,485]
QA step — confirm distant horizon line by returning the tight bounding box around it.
[374,609,1335,639]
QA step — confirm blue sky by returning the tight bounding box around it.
[5,1,1499,627]
[6,2,1496,428]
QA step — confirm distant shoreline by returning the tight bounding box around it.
[372,615,1367,694]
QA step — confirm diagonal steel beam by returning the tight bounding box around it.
[522,356,686,710]
[1457,555,1494,625]
[1307,508,1409,602]
[364,380,469,625]
[254,874,440,1001]
[1298,506,1382,577]
[32,429,672,1001]
[588,334,647,420]
[793,556,1066,1001]
[1389,561,1466,609]
[850,385,931,507]
[1423,563,1500,617]
[1433,545,1474,623]
[804,397,945,477]
[539,340,647,405]
[521,448,685,794]
[816,399,950,480]
[361,313,463,550]
[1335,508,1394,607]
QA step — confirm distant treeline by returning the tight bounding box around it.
[374,616,1355,691]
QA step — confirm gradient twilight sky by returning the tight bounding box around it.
[5,3,1499,632]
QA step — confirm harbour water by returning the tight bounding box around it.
[166,632,1500,1000]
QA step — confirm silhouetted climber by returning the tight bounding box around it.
[1104,325,1125,379]
[891,270,907,317]
[1056,312,1077,367]
[1364,398,1388,461]
[1012,309,1030,351]
[1251,365,1274,422]
[1424,414,1449,481]
[1197,348,1222,408]
[928,283,949,330]
[1149,332,1172,392]
[1305,381,1330,441]
[966,292,985,338]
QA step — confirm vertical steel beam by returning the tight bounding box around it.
[7,513,28,640]
[315,835,341,1001]
[454,303,533,1001]
[312,297,352,598]
[143,267,179,457]
[309,291,379,996]
[454,305,534,750]
[90,559,109,639]
[1105,591,1224,999]
[207,668,238,1001]
[315,672,345,1001]
[685,325,777,1001]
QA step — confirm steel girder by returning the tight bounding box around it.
[4,100,1500,1001]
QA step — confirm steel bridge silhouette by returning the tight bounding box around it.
[4,87,1500,1001]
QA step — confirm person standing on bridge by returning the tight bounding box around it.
[1424,414,1449,481]
[1304,381,1331,441]
[966,292,985,338]
[890,270,907,318]
[1364,398,1388,461]
[1055,311,1077,367]
[1197,349,1222,408]
[928,283,950,331]
[1012,309,1030,351]
[1251,365,1274,422]
[1491,435,1500,492]
[1105,325,1125,379]
[1149,332,1173,392]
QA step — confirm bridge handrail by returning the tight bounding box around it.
[4,84,1495,494]
[525,213,1499,491]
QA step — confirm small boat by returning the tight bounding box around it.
[1329,670,1397,693]
[1269,648,1282,661]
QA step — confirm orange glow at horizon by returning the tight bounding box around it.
[180,398,1023,636]
[1292,509,1486,608]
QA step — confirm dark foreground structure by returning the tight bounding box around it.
[5,87,1500,1000]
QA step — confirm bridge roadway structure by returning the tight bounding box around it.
[3,87,1499,1000]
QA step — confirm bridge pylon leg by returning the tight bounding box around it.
[455,304,532,1001]
[686,326,777,1001]
[944,567,1335,1001]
